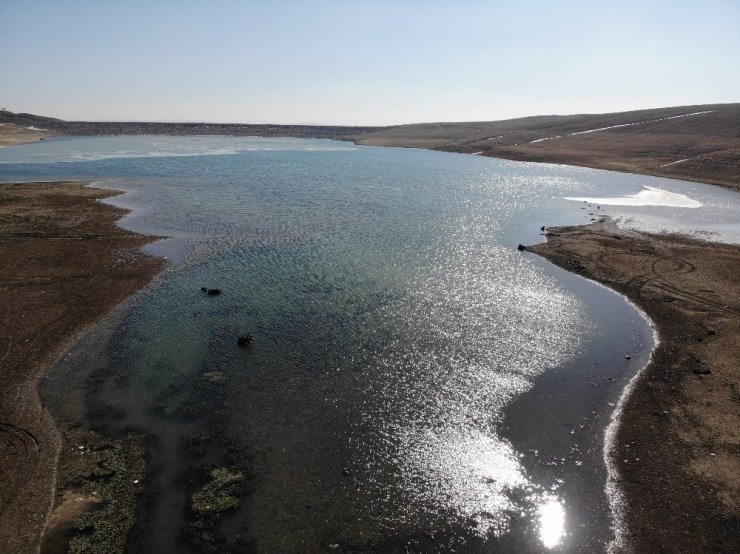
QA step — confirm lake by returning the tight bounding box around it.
[2,135,738,552]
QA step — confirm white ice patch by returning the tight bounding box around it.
[0,136,356,164]
[565,186,702,208]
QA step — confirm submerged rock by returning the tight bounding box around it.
[203,371,226,384]
[201,287,222,295]
[237,334,253,347]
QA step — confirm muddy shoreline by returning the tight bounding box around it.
[0,182,165,553]
[527,219,740,553]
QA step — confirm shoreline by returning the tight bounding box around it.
[602,296,658,554]
[526,218,740,553]
[358,140,740,194]
[0,182,166,553]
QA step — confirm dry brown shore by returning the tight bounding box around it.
[0,182,165,553]
[527,219,740,553]
[0,123,53,148]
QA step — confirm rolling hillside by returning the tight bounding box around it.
[353,104,740,190]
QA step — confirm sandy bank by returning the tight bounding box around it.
[527,218,740,553]
[0,123,53,147]
[0,182,165,553]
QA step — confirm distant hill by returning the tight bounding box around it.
[2,104,738,190]
[0,110,384,140]
[352,103,740,190]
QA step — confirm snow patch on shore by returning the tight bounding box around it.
[660,158,690,167]
[528,135,562,144]
[565,186,702,208]
[522,110,716,144]
[569,110,716,136]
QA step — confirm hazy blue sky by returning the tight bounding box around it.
[1,1,738,125]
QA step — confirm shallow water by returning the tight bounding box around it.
[2,136,737,552]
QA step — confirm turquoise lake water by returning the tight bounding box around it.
[2,136,738,552]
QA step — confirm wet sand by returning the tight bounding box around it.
[0,182,165,553]
[527,219,740,553]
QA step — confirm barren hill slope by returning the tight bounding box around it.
[354,103,740,190]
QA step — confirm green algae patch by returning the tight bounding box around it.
[191,467,245,515]
[44,427,146,554]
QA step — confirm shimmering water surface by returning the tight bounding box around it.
[2,136,738,552]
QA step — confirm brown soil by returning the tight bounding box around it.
[0,182,165,553]
[527,219,740,553]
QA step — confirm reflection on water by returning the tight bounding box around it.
[539,497,566,548]
[3,136,733,551]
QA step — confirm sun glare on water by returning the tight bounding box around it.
[538,497,566,548]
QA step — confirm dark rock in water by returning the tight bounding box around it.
[517,244,527,251]
[540,226,545,231]
[200,287,208,292]
[625,355,631,360]
[204,288,221,296]
[237,334,253,347]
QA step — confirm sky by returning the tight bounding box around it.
[1,1,738,126]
